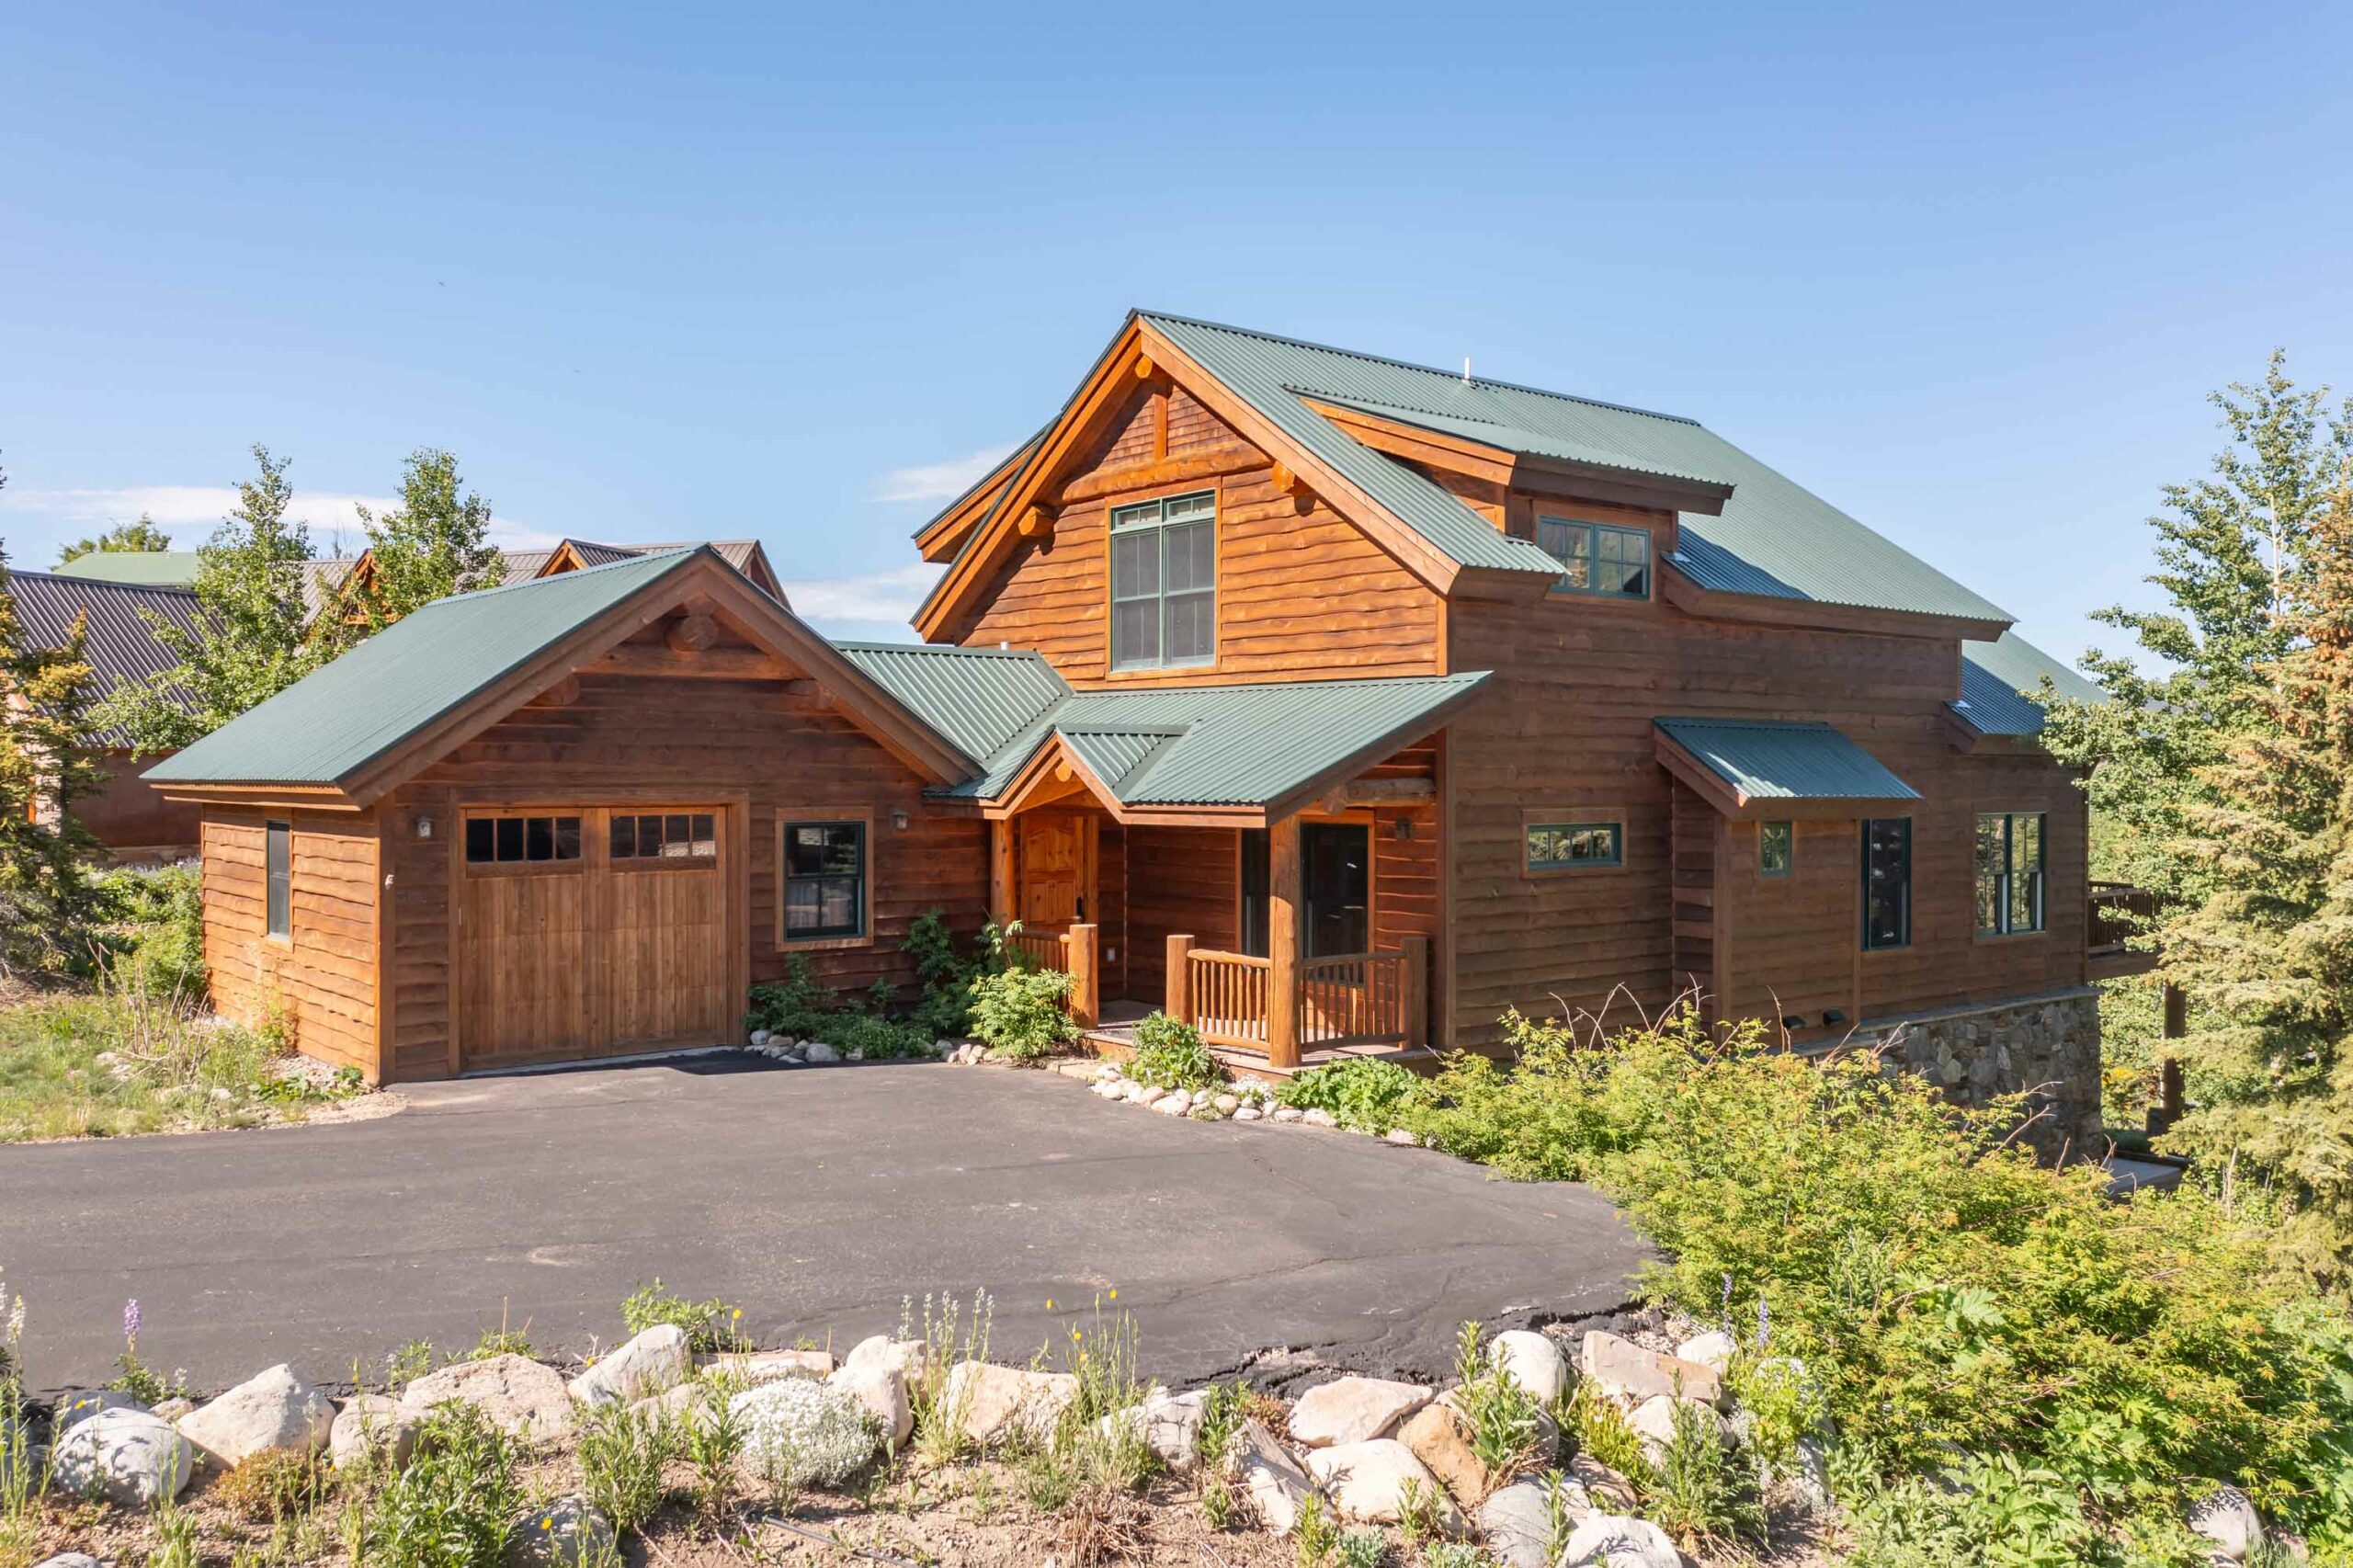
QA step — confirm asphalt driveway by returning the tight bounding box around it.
[0,1057,1644,1397]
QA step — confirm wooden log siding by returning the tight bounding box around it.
[1445,560,2089,1051]
[376,662,986,1082]
[955,381,1444,686]
[200,807,381,1076]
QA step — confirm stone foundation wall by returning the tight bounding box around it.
[1856,987,2103,1162]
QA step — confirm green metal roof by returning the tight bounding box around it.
[1952,631,2105,736]
[933,672,1490,809]
[1141,312,2012,624]
[1655,717,1919,802]
[834,642,1071,762]
[147,551,699,787]
[51,551,202,587]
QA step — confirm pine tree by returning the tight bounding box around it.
[351,447,503,631]
[94,445,321,749]
[54,513,173,566]
[0,466,108,978]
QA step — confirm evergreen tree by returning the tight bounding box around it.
[352,447,502,631]
[94,445,321,749]
[54,513,173,566]
[0,466,108,977]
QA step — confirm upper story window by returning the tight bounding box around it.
[1862,817,1912,949]
[1976,812,2045,935]
[1110,491,1215,671]
[1538,516,1650,599]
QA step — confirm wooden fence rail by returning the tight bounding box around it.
[1007,923,1098,1028]
[1165,933,1427,1058]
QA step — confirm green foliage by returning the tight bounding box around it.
[0,984,304,1141]
[211,1446,334,1524]
[383,1339,436,1393]
[967,962,1078,1062]
[98,863,208,1000]
[96,445,323,751]
[745,954,835,1039]
[620,1278,746,1354]
[1333,1528,1387,1568]
[1193,1380,1252,1529]
[354,1399,523,1568]
[354,448,505,631]
[1292,1492,1341,1568]
[904,1290,994,1468]
[575,1398,676,1534]
[55,513,173,566]
[1399,1008,2353,1556]
[1566,1378,1651,1490]
[0,515,109,980]
[680,1375,745,1517]
[1448,1321,1546,1482]
[1643,1392,1760,1548]
[746,916,995,1051]
[1418,1546,1494,1568]
[1127,1012,1218,1091]
[904,908,1000,1040]
[466,1324,533,1361]
[1275,1057,1428,1131]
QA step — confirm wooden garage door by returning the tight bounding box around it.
[457,805,732,1070]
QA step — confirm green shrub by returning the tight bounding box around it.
[1400,1007,2353,1558]
[1127,1012,1218,1091]
[745,955,837,1040]
[1447,1322,1545,1483]
[966,964,1078,1062]
[97,863,207,1000]
[1276,1058,1428,1131]
[620,1278,745,1353]
[1643,1392,1760,1547]
[575,1398,676,1534]
[354,1399,523,1568]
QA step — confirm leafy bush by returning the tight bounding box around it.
[967,964,1078,1062]
[904,909,1003,1040]
[1447,1321,1545,1485]
[1400,1007,2353,1558]
[1127,1012,1218,1091]
[1644,1392,1760,1547]
[746,914,1001,1049]
[1275,1058,1428,1131]
[745,955,837,1040]
[620,1278,746,1353]
[575,1398,676,1534]
[354,1399,523,1568]
[97,862,207,1000]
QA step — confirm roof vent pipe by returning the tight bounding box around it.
[1461,358,1472,385]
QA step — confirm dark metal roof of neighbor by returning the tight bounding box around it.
[1655,717,1919,802]
[148,551,701,787]
[51,551,202,587]
[1952,631,2106,736]
[834,642,1072,762]
[10,570,203,748]
[940,672,1490,809]
[1141,312,2012,624]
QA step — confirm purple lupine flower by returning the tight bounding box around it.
[1756,1294,1770,1349]
[1721,1272,1733,1326]
[123,1297,141,1349]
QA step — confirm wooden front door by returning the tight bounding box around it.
[457,805,732,1070]
[1017,811,1094,930]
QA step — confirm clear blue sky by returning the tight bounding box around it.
[4,2,2348,661]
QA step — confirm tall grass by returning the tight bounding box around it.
[904,1291,992,1466]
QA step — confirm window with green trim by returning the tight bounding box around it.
[1975,812,2045,935]
[1760,820,1792,877]
[1109,491,1215,670]
[1527,821,1622,870]
[1537,517,1649,598]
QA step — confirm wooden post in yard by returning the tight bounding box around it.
[1267,814,1302,1069]
[1400,934,1428,1049]
[2153,981,2188,1134]
[1066,924,1099,1029]
[1165,935,1194,1024]
[988,819,1015,928]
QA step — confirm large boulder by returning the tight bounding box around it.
[939,1360,1078,1448]
[1627,1394,1732,1463]
[1477,1475,1589,1568]
[1234,1418,1318,1536]
[1674,1330,1737,1374]
[1304,1437,1466,1533]
[1579,1331,1722,1408]
[1288,1375,1432,1447]
[330,1392,421,1471]
[1096,1388,1209,1470]
[506,1493,616,1568]
[403,1354,574,1441]
[730,1377,880,1487]
[176,1364,335,1467]
[1558,1513,1683,1568]
[51,1407,193,1506]
[1397,1402,1490,1509]
[827,1359,912,1449]
[570,1324,691,1408]
[51,1389,146,1433]
[838,1335,926,1384]
[1489,1330,1569,1404]
[706,1346,835,1382]
[2188,1485,2264,1562]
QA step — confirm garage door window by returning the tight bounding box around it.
[783,820,866,940]
[610,812,716,865]
[465,813,582,869]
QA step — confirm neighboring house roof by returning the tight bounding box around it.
[1654,717,1919,812]
[9,570,203,749]
[299,540,780,622]
[1139,312,2013,624]
[51,551,202,587]
[1952,631,2106,737]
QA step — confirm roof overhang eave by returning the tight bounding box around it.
[1654,730,1919,823]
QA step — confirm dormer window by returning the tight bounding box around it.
[1538,516,1650,599]
[1110,491,1216,671]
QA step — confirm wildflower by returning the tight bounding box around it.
[1045,1299,1055,1311]
[732,1308,743,1320]
[1107,1289,1117,1301]
[540,1517,553,1531]
[123,1297,142,1350]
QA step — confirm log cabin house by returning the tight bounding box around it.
[147,312,2134,1147]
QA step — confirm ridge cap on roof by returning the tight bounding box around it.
[1138,309,1704,428]
[1656,716,1841,731]
[831,639,1055,662]
[12,567,199,597]
[428,546,699,608]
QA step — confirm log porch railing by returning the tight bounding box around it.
[1006,922,1099,1028]
[1165,934,1427,1066]
[2086,881,2158,980]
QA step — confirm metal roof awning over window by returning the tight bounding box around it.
[1654,717,1919,820]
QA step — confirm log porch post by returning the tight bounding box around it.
[1267,812,1302,1068]
[1165,935,1194,1023]
[989,818,1015,928]
[1066,923,1099,1028]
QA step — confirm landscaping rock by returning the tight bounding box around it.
[1385,1128,1419,1146]
[940,1360,1078,1448]
[1397,1401,1493,1508]
[1121,1080,1157,1104]
[1675,1330,1737,1373]
[1558,1513,1682,1568]
[1290,1375,1432,1447]
[1477,1475,1588,1568]
[51,1407,193,1506]
[1152,1092,1191,1116]
[730,1378,881,1486]
[176,1364,334,1467]
[570,1324,691,1407]
[1097,1387,1209,1470]
[828,1360,912,1448]
[152,1397,195,1422]
[1305,1437,1465,1532]
[840,1335,926,1383]
[1092,1079,1125,1098]
[1628,1393,1731,1461]
[1580,1330,1722,1408]
[1490,1329,1570,1404]
[1233,1106,1263,1121]
[1302,1108,1339,1128]
[707,1346,835,1381]
[802,1041,840,1063]
[402,1354,574,1441]
[2188,1485,2264,1562]
[51,1389,147,1433]
[1213,1094,1240,1114]
[507,1493,615,1568]
[34,1554,106,1568]
[750,1029,772,1047]
[1235,1418,1317,1535]
[1569,1453,1641,1512]
[330,1392,420,1471]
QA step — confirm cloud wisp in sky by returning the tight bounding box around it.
[870,443,1017,505]
[779,561,943,631]
[0,483,562,555]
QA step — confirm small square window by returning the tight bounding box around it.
[465,818,494,863]
[1760,821,1793,877]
